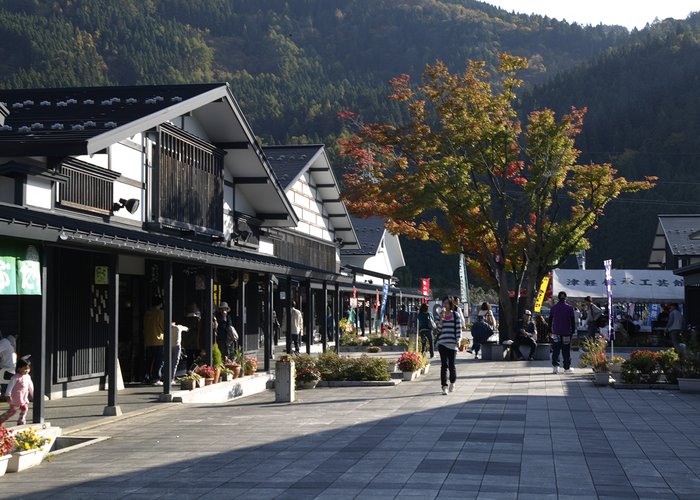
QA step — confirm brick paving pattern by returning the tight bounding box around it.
[1,354,699,499]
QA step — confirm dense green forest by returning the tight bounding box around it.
[0,0,698,290]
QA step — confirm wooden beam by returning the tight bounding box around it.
[233,177,270,184]
[212,142,249,150]
[258,213,291,220]
[315,183,336,188]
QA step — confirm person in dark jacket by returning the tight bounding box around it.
[417,303,435,358]
[548,291,576,374]
[469,315,493,359]
[511,310,537,360]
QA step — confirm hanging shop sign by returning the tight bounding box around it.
[0,244,41,295]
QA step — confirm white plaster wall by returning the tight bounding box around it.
[112,180,143,221]
[288,173,333,242]
[181,116,209,142]
[0,176,13,203]
[258,238,275,256]
[109,143,143,180]
[75,153,108,169]
[25,177,52,209]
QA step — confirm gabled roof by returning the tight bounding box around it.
[658,215,700,256]
[341,216,386,256]
[0,203,344,282]
[264,144,359,249]
[0,84,222,156]
[0,83,297,227]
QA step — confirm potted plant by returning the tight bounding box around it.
[657,348,679,384]
[459,338,470,352]
[179,371,201,391]
[296,367,321,389]
[671,348,700,392]
[224,357,241,379]
[397,351,423,381]
[0,426,14,477]
[212,343,223,383]
[578,336,609,385]
[621,350,660,384]
[195,364,216,385]
[219,366,233,382]
[243,356,258,376]
[608,356,625,380]
[7,427,48,473]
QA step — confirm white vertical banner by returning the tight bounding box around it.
[604,259,614,342]
[459,254,469,305]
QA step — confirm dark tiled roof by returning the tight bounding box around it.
[264,145,323,189]
[341,216,385,255]
[659,215,700,256]
[0,203,344,282]
[0,83,223,155]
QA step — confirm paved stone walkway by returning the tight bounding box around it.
[2,354,700,499]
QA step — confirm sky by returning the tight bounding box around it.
[484,1,698,30]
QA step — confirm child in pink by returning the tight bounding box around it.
[0,359,33,426]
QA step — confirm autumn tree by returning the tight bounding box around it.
[339,54,655,339]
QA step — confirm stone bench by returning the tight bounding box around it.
[481,342,552,361]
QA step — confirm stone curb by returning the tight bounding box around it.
[317,379,401,387]
[611,382,679,390]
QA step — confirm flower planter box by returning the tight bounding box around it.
[421,364,431,375]
[594,372,610,386]
[678,378,700,394]
[0,454,10,477]
[7,448,43,473]
[180,379,197,391]
[298,380,318,390]
[403,370,420,381]
[204,378,214,386]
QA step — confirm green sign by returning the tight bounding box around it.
[0,255,17,295]
[0,244,41,295]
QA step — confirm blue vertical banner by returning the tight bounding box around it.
[379,281,389,327]
[604,259,614,341]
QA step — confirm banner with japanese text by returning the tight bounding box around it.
[0,244,41,295]
[552,269,683,302]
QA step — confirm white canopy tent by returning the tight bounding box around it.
[552,269,684,303]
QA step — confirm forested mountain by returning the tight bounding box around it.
[0,0,697,289]
[524,15,700,270]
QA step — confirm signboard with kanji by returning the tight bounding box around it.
[0,244,41,295]
[553,269,684,302]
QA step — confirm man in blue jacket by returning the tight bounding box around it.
[548,291,576,374]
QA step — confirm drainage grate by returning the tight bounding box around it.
[49,436,110,456]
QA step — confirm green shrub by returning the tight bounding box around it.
[368,335,388,346]
[395,337,409,347]
[339,334,366,346]
[316,351,352,381]
[657,348,679,384]
[622,350,660,383]
[212,342,223,368]
[292,353,316,372]
[345,355,390,381]
[367,346,381,353]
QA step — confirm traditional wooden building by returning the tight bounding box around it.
[0,84,347,422]
[264,145,358,350]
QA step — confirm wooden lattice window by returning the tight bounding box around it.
[57,158,120,215]
[156,123,224,232]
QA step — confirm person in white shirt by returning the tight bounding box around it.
[291,301,303,354]
[0,331,17,398]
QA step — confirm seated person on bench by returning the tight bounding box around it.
[511,310,537,360]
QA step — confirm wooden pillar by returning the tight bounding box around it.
[204,267,213,365]
[264,274,273,371]
[305,279,312,354]
[160,261,173,400]
[32,246,51,424]
[322,281,328,353]
[103,253,122,416]
[334,283,340,353]
[285,278,292,354]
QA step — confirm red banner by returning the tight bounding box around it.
[421,278,430,297]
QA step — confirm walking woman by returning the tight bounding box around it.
[437,296,463,395]
[417,303,436,359]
